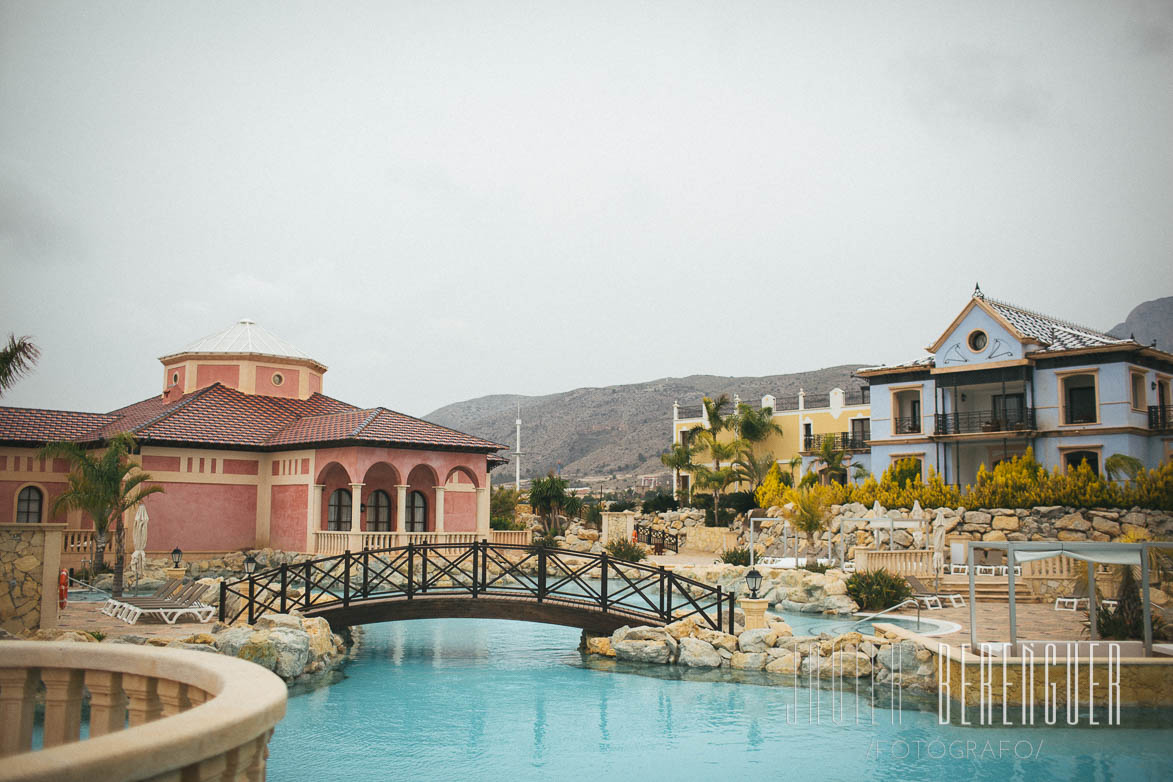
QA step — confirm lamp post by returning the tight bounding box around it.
[739,510,769,631]
[164,547,187,583]
[170,547,183,568]
[244,554,258,575]
[745,567,763,600]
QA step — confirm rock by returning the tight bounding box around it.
[585,636,616,657]
[800,654,825,676]
[1151,588,1169,607]
[1091,518,1122,536]
[213,626,256,657]
[301,617,337,658]
[832,631,863,650]
[982,530,1007,542]
[1056,513,1092,532]
[664,617,699,641]
[166,642,219,653]
[1121,522,1148,538]
[992,515,1019,531]
[824,579,848,596]
[738,628,773,653]
[765,652,802,674]
[729,651,767,670]
[829,651,873,677]
[613,639,671,664]
[255,613,303,631]
[677,637,722,667]
[964,511,992,527]
[695,628,739,653]
[179,633,217,646]
[875,640,919,673]
[1057,530,1087,541]
[610,626,632,646]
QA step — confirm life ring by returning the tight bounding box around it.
[631,529,638,544]
[58,569,68,609]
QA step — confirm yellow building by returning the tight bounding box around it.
[670,388,871,495]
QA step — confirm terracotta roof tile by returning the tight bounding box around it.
[0,406,115,443]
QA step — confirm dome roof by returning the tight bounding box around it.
[161,319,321,365]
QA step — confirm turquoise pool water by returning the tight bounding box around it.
[267,618,1173,782]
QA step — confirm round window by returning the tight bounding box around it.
[968,330,988,352]
[272,372,284,386]
[170,372,179,384]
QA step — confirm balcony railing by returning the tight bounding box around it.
[803,432,870,452]
[934,408,1037,435]
[893,416,922,435]
[802,393,831,409]
[1150,405,1173,432]
[676,404,703,419]
[0,641,286,780]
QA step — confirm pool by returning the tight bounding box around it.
[267,619,1173,781]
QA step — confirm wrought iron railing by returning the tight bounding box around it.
[676,404,703,419]
[844,388,870,406]
[635,524,680,553]
[220,540,734,634]
[803,431,870,452]
[1150,405,1173,432]
[934,408,1036,435]
[893,416,922,434]
[803,393,831,409]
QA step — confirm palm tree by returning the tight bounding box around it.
[810,436,853,485]
[786,487,829,555]
[41,433,164,597]
[528,472,579,539]
[660,443,695,502]
[691,464,738,525]
[1105,454,1145,482]
[0,334,40,397]
[732,448,777,491]
[731,403,783,444]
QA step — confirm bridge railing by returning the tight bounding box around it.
[220,540,735,634]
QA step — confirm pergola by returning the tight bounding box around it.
[966,540,1173,657]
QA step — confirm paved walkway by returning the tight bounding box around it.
[880,601,1088,643]
[55,601,216,641]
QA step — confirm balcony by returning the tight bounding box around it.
[803,431,870,452]
[1151,405,1173,432]
[934,408,1037,436]
[893,416,922,435]
[0,641,286,780]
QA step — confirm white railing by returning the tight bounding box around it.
[0,642,285,782]
[312,530,531,554]
[856,549,935,577]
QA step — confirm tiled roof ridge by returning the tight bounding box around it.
[0,403,115,418]
[984,295,1125,342]
[106,384,221,437]
[371,406,509,450]
[352,408,384,438]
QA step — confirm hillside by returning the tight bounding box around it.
[1109,296,1173,351]
[424,365,868,485]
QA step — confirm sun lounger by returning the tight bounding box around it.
[100,579,181,616]
[906,576,966,609]
[112,583,213,625]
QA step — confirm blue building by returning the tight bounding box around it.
[858,287,1173,486]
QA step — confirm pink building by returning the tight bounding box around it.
[0,320,509,563]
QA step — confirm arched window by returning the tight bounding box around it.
[327,489,352,531]
[407,491,427,532]
[16,486,43,523]
[1063,450,1100,476]
[367,490,391,532]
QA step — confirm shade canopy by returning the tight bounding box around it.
[1011,545,1141,566]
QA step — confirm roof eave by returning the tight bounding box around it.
[156,350,328,374]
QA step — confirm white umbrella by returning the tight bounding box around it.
[131,504,149,589]
[931,509,947,590]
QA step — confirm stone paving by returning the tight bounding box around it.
[884,601,1087,643]
[54,599,216,641]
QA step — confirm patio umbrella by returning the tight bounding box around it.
[931,509,947,591]
[131,504,149,592]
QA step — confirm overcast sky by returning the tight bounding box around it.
[2,1,1171,418]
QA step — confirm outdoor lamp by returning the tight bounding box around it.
[745,567,763,600]
[244,554,258,575]
[170,547,183,567]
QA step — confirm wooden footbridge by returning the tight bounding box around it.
[220,541,736,635]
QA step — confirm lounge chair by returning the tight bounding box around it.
[906,575,967,609]
[1055,580,1091,611]
[113,583,214,625]
[100,579,181,616]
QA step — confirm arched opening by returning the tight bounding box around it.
[16,486,43,523]
[444,466,479,488]
[406,491,427,533]
[318,462,351,531]
[361,462,400,532]
[1063,450,1100,475]
[368,490,392,532]
[327,488,352,531]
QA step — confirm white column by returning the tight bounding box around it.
[396,485,408,531]
[434,486,446,533]
[310,485,325,553]
[476,486,490,537]
[349,482,364,550]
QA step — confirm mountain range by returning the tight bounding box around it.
[426,296,1173,487]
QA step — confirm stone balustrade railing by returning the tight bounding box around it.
[0,642,286,782]
[855,549,935,577]
[312,529,530,555]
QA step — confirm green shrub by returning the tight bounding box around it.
[530,532,559,550]
[604,539,647,562]
[801,562,830,574]
[720,547,751,566]
[490,516,525,531]
[641,492,679,514]
[845,569,912,610]
[722,491,757,514]
[583,503,603,527]
[608,499,637,512]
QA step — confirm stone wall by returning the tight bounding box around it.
[0,523,63,634]
[729,504,1173,560]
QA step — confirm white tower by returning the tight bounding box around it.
[514,402,524,492]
